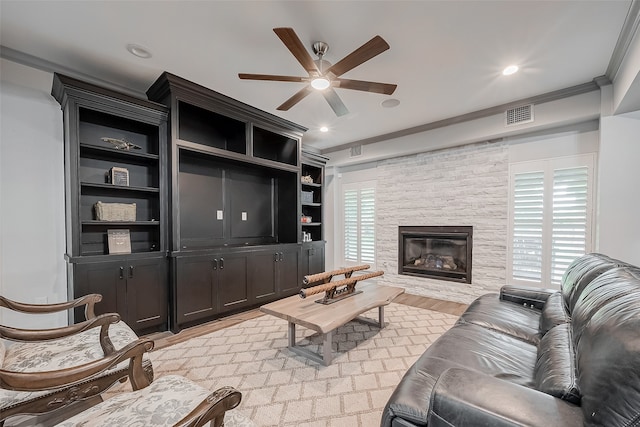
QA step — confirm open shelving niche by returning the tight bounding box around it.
[52,73,170,335]
[77,108,164,256]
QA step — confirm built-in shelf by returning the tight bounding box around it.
[80,143,160,161]
[81,182,160,193]
[82,220,160,226]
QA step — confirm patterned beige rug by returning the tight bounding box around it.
[116,303,457,426]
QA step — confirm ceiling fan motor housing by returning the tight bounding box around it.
[312,41,329,58]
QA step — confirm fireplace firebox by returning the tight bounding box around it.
[398,226,472,283]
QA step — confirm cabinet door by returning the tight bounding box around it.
[126,258,168,333]
[175,256,217,325]
[249,251,277,303]
[73,261,125,322]
[218,254,249,312]
[278,248,300,296]
[300,243,325,282]
[308,244,325,276]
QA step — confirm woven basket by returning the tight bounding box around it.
[95,201,136,221]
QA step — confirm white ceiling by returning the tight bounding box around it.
[0,1,633,152]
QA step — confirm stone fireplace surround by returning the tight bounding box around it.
[375,141,509,304]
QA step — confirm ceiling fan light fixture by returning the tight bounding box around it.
[311,77,331,91]
[502,65,519,76]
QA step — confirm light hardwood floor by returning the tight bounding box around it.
[147,293,468,350]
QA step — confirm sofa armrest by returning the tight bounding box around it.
[427,368,583,427]
[500,285,557,309]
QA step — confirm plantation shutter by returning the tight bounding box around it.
[360,188,376,264]
[512,171,545,282]
[344,189,359,263]
[509,155,594,287]
[342,182,376,266]
[551,166,589,284]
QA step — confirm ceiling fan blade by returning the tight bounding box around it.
[335,78,397,95]
[239,73,307,83]
[273,27,320,74]
[277,85,313,111]
[322,88,349,117]
[326,35,390,77]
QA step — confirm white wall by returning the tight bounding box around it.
[0,59,67,328]
[597,112,640,266]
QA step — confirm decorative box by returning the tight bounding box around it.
[107,167,129,186]
[95,201,136,221]
[301,191,314,204]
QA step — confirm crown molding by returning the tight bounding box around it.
[320,81,599,155]
[606,0,640,81]
[0,45,145,99]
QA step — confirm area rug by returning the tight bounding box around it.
[116,303,457,427]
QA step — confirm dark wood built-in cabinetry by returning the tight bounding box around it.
[53,72,327,334]
[52,74,169,334]
[147,72,326,331]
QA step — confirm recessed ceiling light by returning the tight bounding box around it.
[319,126,329,132]
[381,98,400,108]
[502,65,519,76]
[126,43,152,59]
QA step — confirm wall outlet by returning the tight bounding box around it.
[217,210,223,220]
[241,212,247,221]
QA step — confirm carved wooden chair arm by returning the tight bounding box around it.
[174,386,243,427]
[0,337,154,392]
[0,312,120,356]
[0,293,102,320]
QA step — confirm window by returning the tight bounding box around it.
[342,181,376,267]
[508,154,595,287]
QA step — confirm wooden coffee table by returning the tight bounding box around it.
[260,282,404,365]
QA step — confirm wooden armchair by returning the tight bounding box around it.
[0,294,153,424]
[2,342,248,427]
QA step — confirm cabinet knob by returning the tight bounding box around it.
[274,253,279,262]
[212,259,218,270]
[119,266,124,280]
[220,258,224,269]
[279,252,284,262]
[129,266,134,278]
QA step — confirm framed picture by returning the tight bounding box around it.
[108,167,129,186]
[107,229,131,254]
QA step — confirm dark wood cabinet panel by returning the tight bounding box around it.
[300,242,325,284]
[278,247,301,296]
[73,257,167,334]
[73,262,123,318]
[218,254,250,312]
[249,252,278,302]
[126,258,168,331]
[175,256,217,324]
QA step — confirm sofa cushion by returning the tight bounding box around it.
[539,292,569,334]
[560,253,623,312]
[421,323,538,386]
[574,267,640,427]
[534,323,580,403]
[459,293,542,344]
[382,356,461,427]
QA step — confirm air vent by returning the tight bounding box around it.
[505,104,534,126]
[350,145,362,157]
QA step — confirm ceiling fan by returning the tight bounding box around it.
[239,27,397,117]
